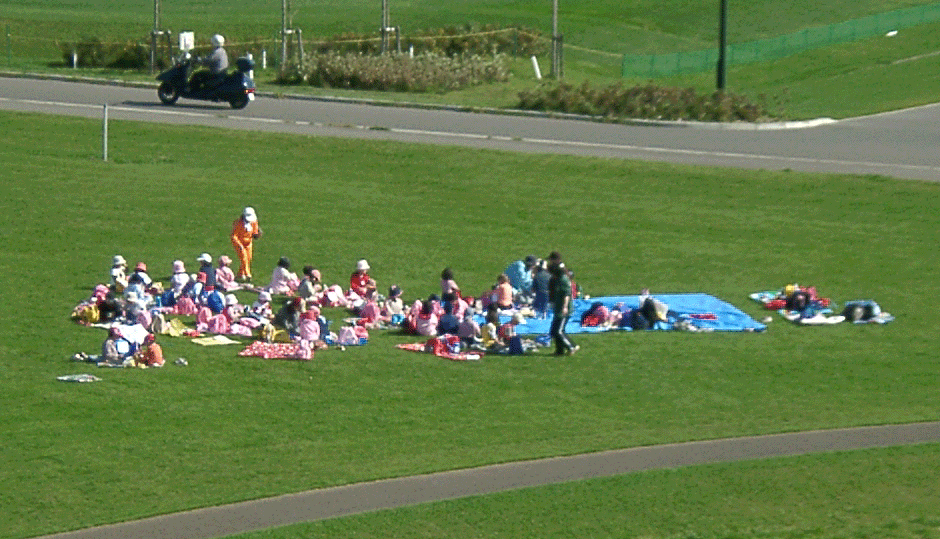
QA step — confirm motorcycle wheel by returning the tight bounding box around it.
[157,82,180,105]
[229,94,250,110]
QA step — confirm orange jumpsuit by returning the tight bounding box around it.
[231,218,260,279]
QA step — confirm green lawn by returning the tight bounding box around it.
[0,109,937,538]
[3,0,933,51]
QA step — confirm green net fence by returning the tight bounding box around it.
[622,2,940,77]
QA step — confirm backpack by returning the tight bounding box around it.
[174,297,198,315]
[338,326,359,345]
[206,291,226,314]
[353,325,369,342]
[785,291,810,312]
[630,309,651,330]
[424,336,445,355]
[207,314,230,334]
[73,303,100,324]
[151,312,167,334]
[507,336,524,355]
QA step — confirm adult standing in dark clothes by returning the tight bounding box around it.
[531,259,551,318]
[547,252,578,356]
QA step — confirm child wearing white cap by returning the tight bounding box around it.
[197,253,216,288]
[231,207,262,281]
[110,255,128,292]
[349,259,376,298]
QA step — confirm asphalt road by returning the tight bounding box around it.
[3,75,940,181]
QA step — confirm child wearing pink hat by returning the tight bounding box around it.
[170,260,190,297]
[215,255,238,291]
[297,265,324,303]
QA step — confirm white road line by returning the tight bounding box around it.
[3,96,938,175]
[393,126,940,174]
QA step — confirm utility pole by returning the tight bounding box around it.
[550,0,562,79]
[281,0,289,67]
[381,0,390,53]
[150,0,159,73]
[716,0,728,90]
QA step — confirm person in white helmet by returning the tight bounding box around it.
[231,206,262,281]
[192,34,229,90]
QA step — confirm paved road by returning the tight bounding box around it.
[35,422,940,539]
[3,75,940,181]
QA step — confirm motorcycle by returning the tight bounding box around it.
[156,54,256,109]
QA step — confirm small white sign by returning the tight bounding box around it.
[179,31,195,51]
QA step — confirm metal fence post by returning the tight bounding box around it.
[102,104,108,162]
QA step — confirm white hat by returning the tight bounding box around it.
[356,259,370,271]
[211,34,225,47]
[243,207,257,223]
[113,255,126,266]
[225,293,238,306]
[197,253,212,264]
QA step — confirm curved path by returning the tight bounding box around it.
[37,422,940,539]
[3,75,940,181]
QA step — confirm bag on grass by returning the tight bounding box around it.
[338,326,359,346]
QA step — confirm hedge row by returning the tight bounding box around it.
[311,25,546,57]
[517,82,781,122]
[277,52,510,93]
[58,39,150,69]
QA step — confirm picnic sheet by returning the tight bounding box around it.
[501,294,766,334]
[396,342,482,361]
[238,341,313,360]
[191,335,242,346]
[89,322,150,344]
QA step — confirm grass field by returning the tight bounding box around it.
[4,1,940,118]
[1,106,938,539]
[4,0,934,52]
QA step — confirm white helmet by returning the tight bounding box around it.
[243,206,257,223]
[211,34,225,47]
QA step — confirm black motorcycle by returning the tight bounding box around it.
[157,55,256,109]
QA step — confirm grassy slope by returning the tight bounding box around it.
[0,109,938,538]
[3,0,934,50]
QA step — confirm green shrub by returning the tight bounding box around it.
[278,51,510,93]
[310,25,546,57]
[517,81,780,122]
[59,38,149,69]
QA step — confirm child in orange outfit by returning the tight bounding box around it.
[231,207,262,281]
[134,333,165,367]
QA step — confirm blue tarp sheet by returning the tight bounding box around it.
[502,294,766,335]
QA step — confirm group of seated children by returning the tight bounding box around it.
[77,253,573,363]
[72,326,165,368]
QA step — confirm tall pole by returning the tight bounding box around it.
[550,0,561,78]
[716,0,728,90]
[381,0,390,53]
[102,104,108,162]
[150,0,159,73]
[281,0,287,67]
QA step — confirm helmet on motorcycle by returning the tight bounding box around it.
[211,34,225,47]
